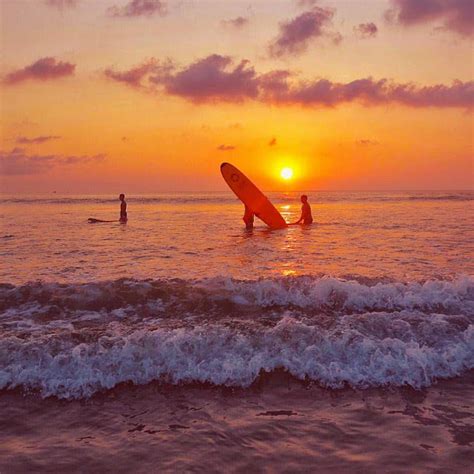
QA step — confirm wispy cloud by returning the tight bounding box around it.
[217,144,236,151]
[268,6,340,58]
[356,139,380,146]
[268,137,277,146]
[0,148,106,175]
[386,0,473,37]
[4,57,75,85]
[16,135,61,145]
[104,58,174,91]
[104,55,474,109]
[354,22,378,39]
[44,0,80,8]
[221,16,249,29]
[107,0,167,18]
[296,0,319,8]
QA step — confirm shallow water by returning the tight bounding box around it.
[0,191,473,471]
[1,191,473,283]
[1,373,473,473]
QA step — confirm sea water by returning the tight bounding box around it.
[0,191,473,472]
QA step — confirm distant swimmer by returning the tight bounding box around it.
[291,194,313,225]
[243,204,255,230]
[119,193,128,223]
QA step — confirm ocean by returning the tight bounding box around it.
[1,191,473,472]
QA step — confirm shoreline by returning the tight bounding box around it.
[1,371,472,473]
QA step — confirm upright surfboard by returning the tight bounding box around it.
[221,162,287,229]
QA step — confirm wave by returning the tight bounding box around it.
[0,275,473,399]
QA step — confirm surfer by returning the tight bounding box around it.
[119,193,127,223]
[243,204,254,230]
[292,195,313,225]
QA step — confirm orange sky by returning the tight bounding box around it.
[0,0,473,193]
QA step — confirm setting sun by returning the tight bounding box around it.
[280,167,294,180]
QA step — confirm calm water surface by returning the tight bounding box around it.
[1,191,473,282]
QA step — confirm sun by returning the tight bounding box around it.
[280,167,293,180]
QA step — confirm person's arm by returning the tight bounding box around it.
[288,209,303,225]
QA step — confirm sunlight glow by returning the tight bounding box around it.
[280,167,293,180]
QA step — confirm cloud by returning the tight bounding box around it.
[107,0,166,18]
[263,76,474,109]
[104,59,164,88]
[268,137,277,146]
[356,139,380,146]
[296,0,319,7]
[268,6,339,58]
[44,0,79,8]
[16,135,61,145]
[157,54,260,103]
[222,16,249,29]
[354,22,378,38]
[4,57,75,85]
[105,55,259,102]
[217,144,236,151]
[386,0,473,37]
[0,148,106,175]
[105,55,474,109]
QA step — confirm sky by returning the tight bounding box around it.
[0,0,473,193]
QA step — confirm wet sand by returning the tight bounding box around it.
[1,371,472,473]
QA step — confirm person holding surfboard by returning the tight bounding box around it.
[243,204,255,230]
[119,193,128,223]
[220,163,287,230]
[291,195,313,225]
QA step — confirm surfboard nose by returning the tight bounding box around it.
[220,162,230,170]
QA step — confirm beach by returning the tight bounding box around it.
[0,191,473,472]
[1,373,473,473]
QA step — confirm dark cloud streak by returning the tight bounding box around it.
[222,16,249,29]
[107,0,166,18]
[4,57,75,85]
[16,136,62,145]
[217,145,236,151]
[0,148,106,175]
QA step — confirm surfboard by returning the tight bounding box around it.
[220,162,287,229]
[88,218,119,223]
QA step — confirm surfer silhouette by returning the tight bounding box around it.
[292,195,313,225]
[243,204,254,230]
[119,193,127,223]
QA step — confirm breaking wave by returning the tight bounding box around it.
[0,275,473,399]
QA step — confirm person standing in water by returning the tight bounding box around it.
[119,193,127,223]
[243,204,255,230]
[292,194,313,225]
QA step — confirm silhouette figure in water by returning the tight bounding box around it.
[119,193,127,223]
[292,194,313,225]
[243,204,255,230]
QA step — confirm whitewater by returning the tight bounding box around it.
[1,275,473,399]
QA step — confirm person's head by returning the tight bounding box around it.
[119,193,125,201]
[301,194,308,203]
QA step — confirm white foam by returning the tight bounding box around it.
[202,274,474,313]
[1,275,472,399]
[0,312,472,399]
